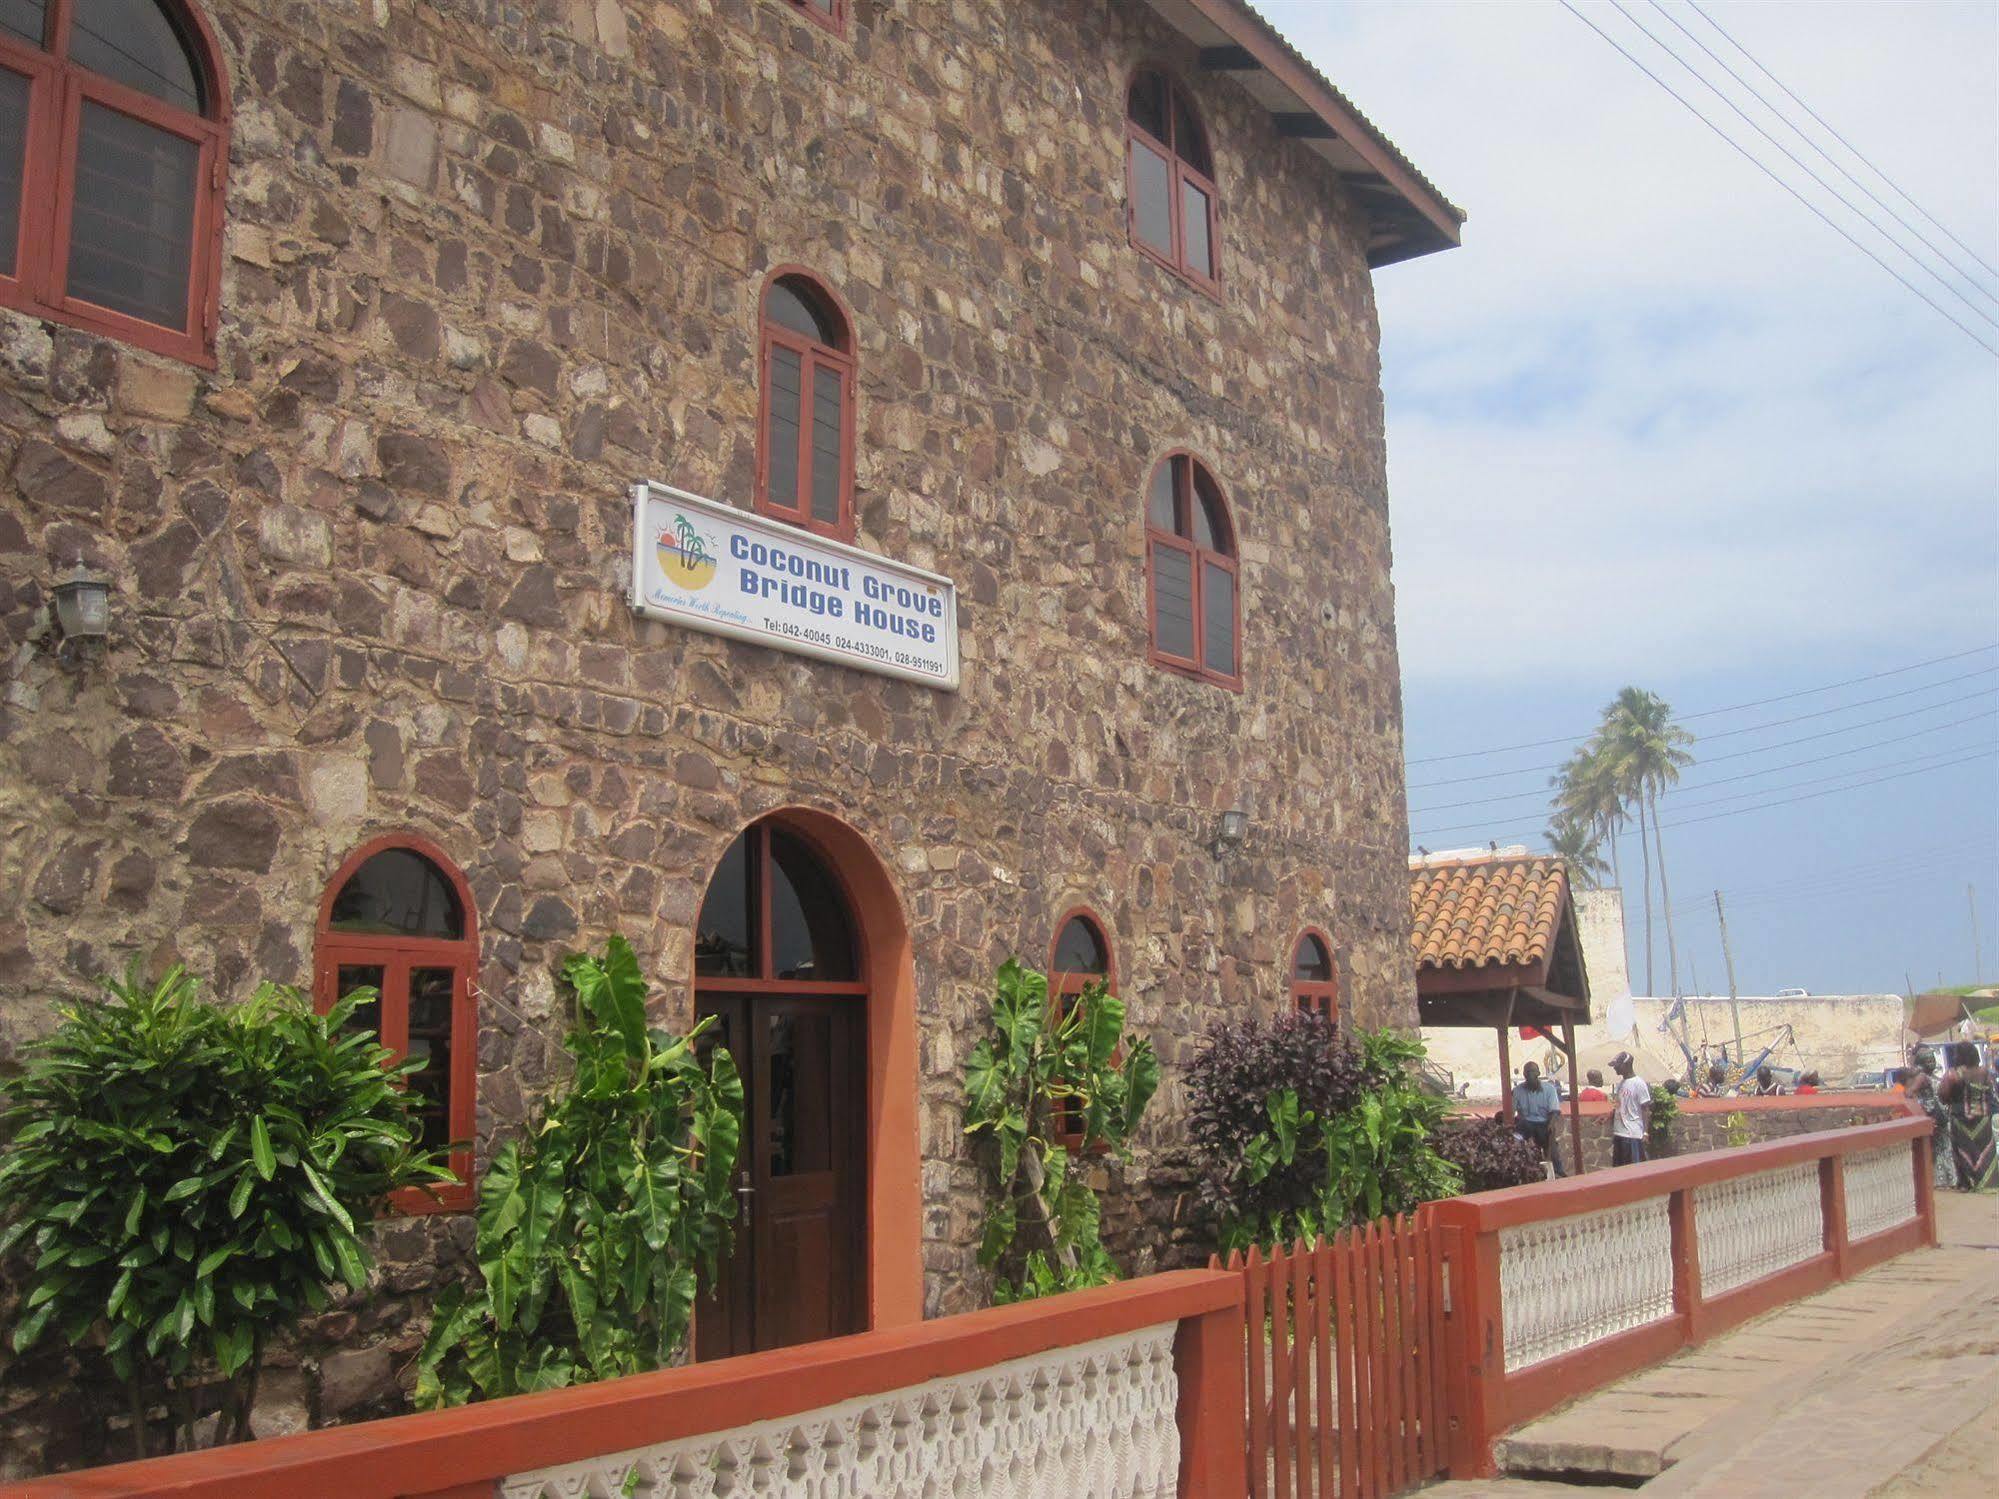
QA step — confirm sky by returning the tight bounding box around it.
[1261,0,1999,998]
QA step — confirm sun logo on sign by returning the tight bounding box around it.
[658,513,717,591]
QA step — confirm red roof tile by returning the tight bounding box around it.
[1410,854,1569,973]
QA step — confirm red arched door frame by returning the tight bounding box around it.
[693,816,871,1359]
[313,832,478,1215]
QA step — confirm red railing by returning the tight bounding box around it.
[1425,1109,1937,1476]
[5,1271,1248,1499]
[1216,1215,1459,1499]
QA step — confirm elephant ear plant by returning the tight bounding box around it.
[962,958,1159,1303]
[415,936,743,1406]
[0,965,451,1457]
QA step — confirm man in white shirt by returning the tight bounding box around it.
[1610,1050,1652,1166]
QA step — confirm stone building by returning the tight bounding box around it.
[0,0,1458,1464]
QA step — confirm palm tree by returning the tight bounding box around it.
[1546,816,1609,890]
[1552,738,1627,890]
[1602,688,1695,997]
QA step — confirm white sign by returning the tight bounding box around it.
[628,482,960,691]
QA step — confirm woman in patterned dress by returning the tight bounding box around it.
[1907,1051,1956,1191]
[1936,1041,1996,1191]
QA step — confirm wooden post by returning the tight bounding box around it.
[1176,1295,1250,1499]
[1497,1024,1514,1126]
[1668,1186,1702,1347]
[1561,1018,1585,1177]
[1912,1135,1939,1247]
[1821,1155,1851,1280]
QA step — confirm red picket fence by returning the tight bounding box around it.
[1213,1214,1460,1499]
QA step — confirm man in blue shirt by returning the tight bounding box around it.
[1511,1061,1566,1177]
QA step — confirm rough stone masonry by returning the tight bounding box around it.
[0,0,1424,1470]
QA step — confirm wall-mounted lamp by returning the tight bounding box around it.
[50,563,112,656]
[1214,808,1249,854]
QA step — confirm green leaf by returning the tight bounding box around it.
[162,1175,205,1202]
[229,1170,255,1219]
[11,1301,54,1353]
[251,1116,276,1180]
[298,1160,355,1234]
[196,1243,235,1278]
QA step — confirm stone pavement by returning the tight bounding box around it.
[1426,1190,1999,1498]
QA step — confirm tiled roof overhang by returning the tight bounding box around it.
[1138,0,1465,267]
[1409,855,1593,1029]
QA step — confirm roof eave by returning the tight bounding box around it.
[1139,0,1465,266]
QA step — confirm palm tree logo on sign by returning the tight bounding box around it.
[657,512,717,591]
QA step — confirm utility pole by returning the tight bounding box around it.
[1972,884,1984,982]
[1716,890,1745,1064]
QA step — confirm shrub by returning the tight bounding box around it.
[1434,1116,1544,1193]
[962,959,1159,1303]
[1185,1010,1365,1231]
[0,965,449,1457]
[1649,1082,1679,1143]
[416,937,742,1406]
[1189,1019,1462,1252]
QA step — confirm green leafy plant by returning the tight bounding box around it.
[1649,1082,1679,1144]
[1722,1110,1751,1149]
[0,965,449,1457]
[962,959,1159,1303]
[415,936,742,1407]
[1199,1025,1463,1253]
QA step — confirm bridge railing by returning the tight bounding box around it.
[10,1271,1247,1499]
[1425,1107,1936,1476]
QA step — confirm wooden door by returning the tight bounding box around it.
[695,992,865,1360]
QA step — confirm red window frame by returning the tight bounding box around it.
[1125,69,1221,295]
[0,0,229,367]
[784,0,847,35]
[755,267,858,544]
[1145,452,1242,691]
[1291,927,1340,1024]
[312,833,478,1216]
[1049,907,1117,1152]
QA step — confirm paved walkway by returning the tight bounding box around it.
[1427,1190,1999,1498]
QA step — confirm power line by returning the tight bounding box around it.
[1657,749,1996,830]
[1405,643,1996,767]
[1676,834,1999,899]
[1409,706,1998,816]
[1698,667,1997,740]
[1556,0,1999,354]
[1659,739,1997,815]
[1637,0,1998,318]
[1685,0,1999,282]
[1413,694,1999,795]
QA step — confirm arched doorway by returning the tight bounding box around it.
[692,817,872,1359]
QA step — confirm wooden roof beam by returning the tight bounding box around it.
[1198,45,1261,71]
[1273,112,1339,140]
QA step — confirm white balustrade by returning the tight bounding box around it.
[1498,1195,1674,1372]
[1843,1143,1917,1242]
[500,1322,1182,1499]
[1694,1163,1823,1297]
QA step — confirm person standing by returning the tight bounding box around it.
[1610,1051,1651,1166]
[1751,1065,1784,1097]
[1908,1050,1957,1191]
[1511,1062,1566,1177]
[1937,1040,1996,1191]
[1698,1062,1730,1098]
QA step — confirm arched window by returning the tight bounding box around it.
[1049,909,1115,1146]
[785,0,845,34]
[695,821,860,984]
[1126,69,1218,287]
[1291,929,1339,1023]
[757,270,856,542]
[314,836,477,1214]
[1146,452,1240,687]
[0,0,229,364]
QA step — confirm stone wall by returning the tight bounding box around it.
[0,0,1418,1471]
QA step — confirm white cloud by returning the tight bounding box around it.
[1261,0,1999,687]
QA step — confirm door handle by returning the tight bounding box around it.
[734,1171,755,1220]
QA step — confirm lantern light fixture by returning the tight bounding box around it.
[50,562,112,646]
[1216,808,1249,852]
